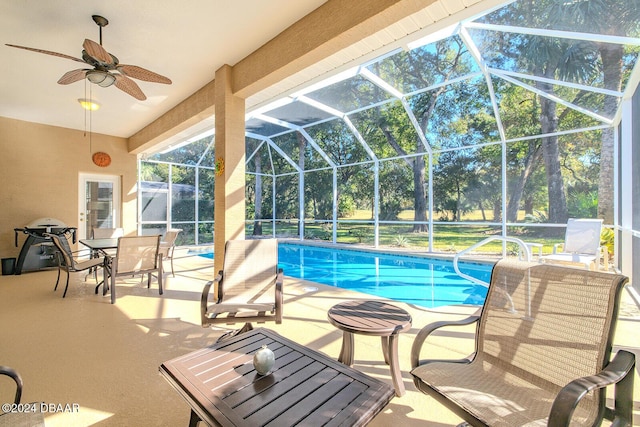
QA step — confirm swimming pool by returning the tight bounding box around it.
[198,243,492,308]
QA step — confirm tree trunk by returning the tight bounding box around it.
[380,127,429,232]
[412,156,428,232]
[493,199,501,221]
[298,133,306,236]
[252,155,263,236]
[597,44,623,224]
[478,201,486,221]
[538,91,568,224]
[506,141,541,221]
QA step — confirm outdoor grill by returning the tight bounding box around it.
[13,217,76,275]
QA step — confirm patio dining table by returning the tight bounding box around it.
[79,238,119,253]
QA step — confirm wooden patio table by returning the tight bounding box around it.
[159,327,394,427]
[327,300,412,397]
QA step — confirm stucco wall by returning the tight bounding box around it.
[0,116,137,259]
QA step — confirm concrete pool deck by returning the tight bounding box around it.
[0,248,638,426]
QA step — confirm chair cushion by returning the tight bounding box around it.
[411,355,597,427]
[206,302,275,317]
[206,290,275,318]
[542,253,596,265]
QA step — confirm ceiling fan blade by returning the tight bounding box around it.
[5,44,86,64]
[83,39,113,64]
[117,65,172,84]
[57,69,89,85]
[114,74,146,100]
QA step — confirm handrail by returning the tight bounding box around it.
[453,236,531,287]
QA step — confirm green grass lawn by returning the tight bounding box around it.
[256,208,566,256]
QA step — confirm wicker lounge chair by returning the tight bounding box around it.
[201,239,283,338]
[541,218,607,270]
[411,259,634,427]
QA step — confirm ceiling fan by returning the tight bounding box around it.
[5,15,171,101]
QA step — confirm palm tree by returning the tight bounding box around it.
[549,0,640,223]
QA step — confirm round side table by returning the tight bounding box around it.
[328,300,412,396]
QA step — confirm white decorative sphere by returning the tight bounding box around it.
[253,345,275,375]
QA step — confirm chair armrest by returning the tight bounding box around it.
[275,269,284,324]
[553,243,563,254]
[410,315,480,369]
[548,349,635,427]
[0,365,23,404]
[200,271,222,326]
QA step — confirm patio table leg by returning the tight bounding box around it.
[381,336,390,364]
[388,334,405,396]
[338,331,354,366]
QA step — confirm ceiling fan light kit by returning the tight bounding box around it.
[86,70,116,87]
[6,15,171,100]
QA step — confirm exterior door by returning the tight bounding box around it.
[79,173,121,240]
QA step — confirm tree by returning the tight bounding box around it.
[548,0,640,223]
[252,153,263,235]
[373,37,471,231]
[484,0,617,223]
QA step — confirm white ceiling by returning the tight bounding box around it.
[0,0,328,138]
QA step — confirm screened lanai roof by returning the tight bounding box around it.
[150,0,640,176]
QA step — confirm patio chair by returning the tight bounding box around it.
[201,239,283,338]
[92,227,124,239]
[89,227,124,273]
[45,232,106,298]
[103,235,163,304]
[0,366,45,426]
[410,259,634,427]
[541,218,607,270]
[159,228,182,277]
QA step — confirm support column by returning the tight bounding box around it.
[214,65,246,273]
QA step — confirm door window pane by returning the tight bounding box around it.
[85,181,114,238]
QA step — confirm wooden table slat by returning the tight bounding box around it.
[245,366,342,425]
[263,372,354,427]
[203,343,294,395]
[231,360,326,416]
[220,353,313,408]
[186,335,275,377]
[159,363,246,427]
[303,379,372,427]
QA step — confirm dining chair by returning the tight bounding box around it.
[91,227,124,239]
[89,227,124,274]
[45,232,106,298]
[103,235,162,304]
[159,228,182,277]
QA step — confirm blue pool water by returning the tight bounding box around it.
[199,243,492,308]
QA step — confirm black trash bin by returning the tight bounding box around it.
[2,258,16,275]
